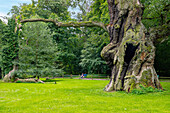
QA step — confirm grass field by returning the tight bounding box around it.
[0,78,170,113]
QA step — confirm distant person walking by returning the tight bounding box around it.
[81,73,84,78]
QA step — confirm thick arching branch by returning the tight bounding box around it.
[20,18,107,31]
[21,18,56,25]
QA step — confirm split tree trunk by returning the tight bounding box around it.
[101,0,162,92]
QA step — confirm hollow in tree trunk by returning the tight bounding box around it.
[101,0,162,92]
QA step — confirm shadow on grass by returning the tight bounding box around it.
[42,79,63,82]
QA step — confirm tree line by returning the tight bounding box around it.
[0,0,169,80]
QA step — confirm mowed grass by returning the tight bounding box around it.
[0,79,170,113]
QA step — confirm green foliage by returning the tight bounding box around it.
[71,0,110,74]
[131,85,163,95]
[17,3,37,19]
[7,0,75,77]
[80,31,110,74]
[141,0,169,43]
[7,5,21,16]
[15,80,22,83]
[48,22,83,74]
[0,18,19,76]
[5,0,111,76]
[86,0,109,24]
[69,0,93,20]
[17,20,63,78]
[141,0,170,76]
[6,0,169,77]
[142,0,169,28]
[37,0,70,20]
[0,20,6,77]
[8,0,71,21]
[154,37,170,76]
[7,0,85,75]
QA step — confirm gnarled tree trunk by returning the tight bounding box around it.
[101,0,162,92]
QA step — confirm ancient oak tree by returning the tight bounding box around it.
[21,0,162,92]
[101,0,162,92]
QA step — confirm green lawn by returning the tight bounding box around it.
[0,79,170,113]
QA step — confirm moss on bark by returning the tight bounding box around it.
[102,0,162,92]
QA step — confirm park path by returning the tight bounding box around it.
[74,78,109,80]
[74,78,170,82]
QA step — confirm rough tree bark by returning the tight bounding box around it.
[101,0,162,92]
[20,0,162,92]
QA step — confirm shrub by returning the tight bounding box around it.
[131,85,163,95]
[16,80,22,83]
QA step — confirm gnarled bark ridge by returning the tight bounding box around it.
[101,0,162,92]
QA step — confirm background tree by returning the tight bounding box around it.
[17,20,63,78]
[72,0,111,74]
[36,0,70,20]
[141,0,170,77]
[0,19,7,78]
[0,18,19,79]
[6,0,110,76]
[6,0,84,75]
[80,32,109,74]
[155,40,170,77]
